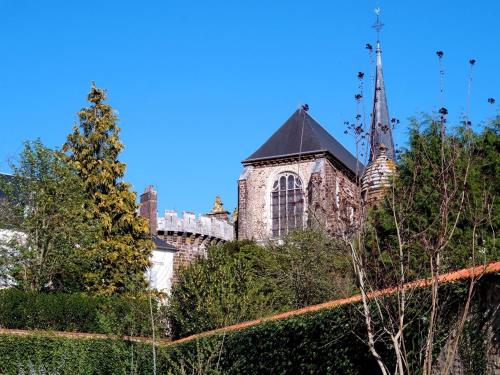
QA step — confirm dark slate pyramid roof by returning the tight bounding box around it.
[152,235,177,251]
[243,109,362,174]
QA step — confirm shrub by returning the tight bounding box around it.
[0,277,493,374]
[167,233,355,339]
[0,289,165,337]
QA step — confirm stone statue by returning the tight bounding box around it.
[212,195,225,213]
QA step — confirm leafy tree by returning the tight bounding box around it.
[350,115,499,374]
[167,241,279,339]
[0,140,98,291]
[63,84,153,295]
[167,231,356,339]
[365,117,499,285]
[267,229,355,309]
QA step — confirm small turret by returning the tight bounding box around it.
[361,144,396,206]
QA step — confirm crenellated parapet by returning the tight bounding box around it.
[139,187,235,286]
[157,210,234,242]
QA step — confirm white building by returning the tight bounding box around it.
[146,235,177,295]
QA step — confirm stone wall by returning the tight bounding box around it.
[237,156,360,242]
[139,187,234,286]
[157,210,233,283]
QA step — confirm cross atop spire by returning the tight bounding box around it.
[369,7,395,162]
[372,7,384,41]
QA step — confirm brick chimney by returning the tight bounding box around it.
[140,185,158,235]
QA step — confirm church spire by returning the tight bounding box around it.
[361,8,397,207]
[369,8,395,161]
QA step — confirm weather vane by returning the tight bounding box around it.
[372,7,384,41]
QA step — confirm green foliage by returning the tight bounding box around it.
[63,84,153,295]
[0,277,493,374]
[0,334,156,375]
[365,118,499,285]
[0,140,98,292]
[167,231,355,339]
[0,289,165,337]
[167,241,280,339]
[267,229,356,309]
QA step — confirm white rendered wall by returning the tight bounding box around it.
[147,248,175,294]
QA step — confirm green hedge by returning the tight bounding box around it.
[0,276,494,374]
[0,289,165,337]
[0,334,161,375]
[0,307,374,375]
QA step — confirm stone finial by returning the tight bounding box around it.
[211,195,225,214]
[232,207,238,223]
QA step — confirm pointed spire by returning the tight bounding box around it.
[369,10,395,162]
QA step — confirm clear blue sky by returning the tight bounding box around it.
[1,1,499,215]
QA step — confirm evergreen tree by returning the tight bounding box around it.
[63,84,153,295]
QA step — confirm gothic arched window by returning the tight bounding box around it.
[271,173,304,238]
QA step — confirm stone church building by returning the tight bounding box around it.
[139,37,396,292]
[236,40,395,242]
[236,108,362,242]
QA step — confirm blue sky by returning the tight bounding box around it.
[0,1,499,215]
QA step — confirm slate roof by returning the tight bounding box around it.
[152,235,177,252]
[369,42,395,161]
[243,109,362,174]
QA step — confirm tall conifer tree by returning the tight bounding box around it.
[63,83,153,295]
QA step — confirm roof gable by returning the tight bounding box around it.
[243,109,362,174]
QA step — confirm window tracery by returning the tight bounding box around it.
[271,173,304,237]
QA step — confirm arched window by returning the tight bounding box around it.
[271,173,304,237]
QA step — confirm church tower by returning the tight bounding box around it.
[362,9,396,206]
[237,107,361,242]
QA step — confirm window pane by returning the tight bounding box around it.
[279,189,286,237]
[271,173,304,238]
[280,176,286,190]
[287,189,295,230]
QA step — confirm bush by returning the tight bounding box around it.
[167,233,355,339]
[0,289,165,337]
[167,240,281,339]
[0,277,493,374]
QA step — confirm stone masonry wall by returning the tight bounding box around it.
[237,158,316,242]
[159,231,224,283]
[237,156,360,242]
